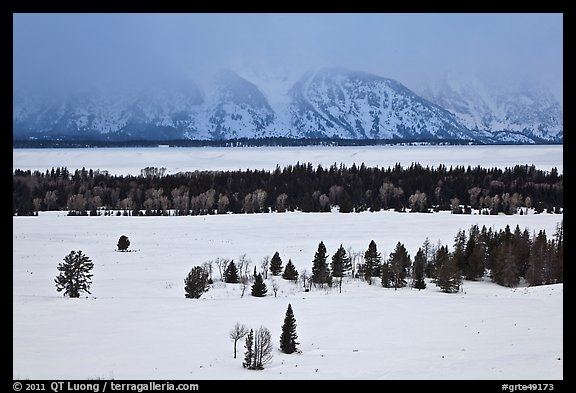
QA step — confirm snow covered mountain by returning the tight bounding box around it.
[288,68,473,140]
[13,68,563,143]
[419,76,563,144]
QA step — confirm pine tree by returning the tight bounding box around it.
[311,241,330,286]
[55,250,94,298]
[300,192,315,212]
[338,190,353,213]
[243,329,254,368]
[380,262,392,288]
[117,235,130,252]
[499,243,520,287]
[364,240,382,285]
[463,229,485,280]
[251,273,268,297]
[413,248,427,290]
[388,241,411,290]
[282,259,299,281]
[224,261,240,283]
[184,266,210,298]
[331,244,351,293]
[331,244,351,278]
[269,251,283,276]
[452,229,467,272]
[280,304,299,354]
[435,252,462,293]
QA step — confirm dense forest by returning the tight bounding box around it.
[12,137,481,148]
[13,162,562,216]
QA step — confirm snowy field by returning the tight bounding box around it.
[13,144,563,175]
[13,145,563,380]
[13,210,563,380]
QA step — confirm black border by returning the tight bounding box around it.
[8,2,567,390]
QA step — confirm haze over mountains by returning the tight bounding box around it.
[13,67,563,144]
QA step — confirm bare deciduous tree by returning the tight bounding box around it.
[240,277,248,297]
[252,326,273,370]
[275,193,288,212]
[229,322,249,359]
[271,280,279,297]
[260,256,270,279]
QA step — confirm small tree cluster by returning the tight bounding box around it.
[237,304,299,371]
[242,327,273,370]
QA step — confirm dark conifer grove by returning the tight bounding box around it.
[13,163,562,216]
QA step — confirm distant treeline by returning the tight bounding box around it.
[13,162,562,216]
[13,137,486,148]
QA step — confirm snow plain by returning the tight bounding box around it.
[12,144,563,175]
[13,145,563,381]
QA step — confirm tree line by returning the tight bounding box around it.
[180,220,563,300]
[13,162,562,216]
[13,137,482,149]
[57,219,562,302]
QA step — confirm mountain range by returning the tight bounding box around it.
[13,67,563,144]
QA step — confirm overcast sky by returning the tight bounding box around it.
[13,13,563,101]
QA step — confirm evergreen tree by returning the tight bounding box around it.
[280,304,299,354]
[331,244,351,278]
[331,244,351,293]
[269,251,283,276]
[413,248,427,290]
[452,229,467,272]
[363,240,382,284]
[463,225,485,280]
[184,266,210,298]
[242,329,254,369]
[338,190,353,213]
[498,243,520,287]
[251,273,268,297]
[526,230,547,286]
[282,259,299,281]
[224,261,240,283]
[380,262,392,288]
[300,192,315,212]
[551,220,563,283]
[388,241,411,290]
[55,250,94,298]
[117,235,130,252]
[311,241,330,286]
[435,245,450,273]
[435,252,462,293]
